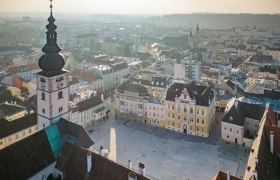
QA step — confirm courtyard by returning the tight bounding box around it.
[86,113,248,180]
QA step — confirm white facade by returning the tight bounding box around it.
[144,98,165,127]
[70,94,111,128]
[174,61,200,81]
[115,91,147,122]
[37,72,70,130]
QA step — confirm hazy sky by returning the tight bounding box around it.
[1,0,280,14]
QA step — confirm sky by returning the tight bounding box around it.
[0,0,280,15]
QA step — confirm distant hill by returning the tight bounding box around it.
[159,14,280,29]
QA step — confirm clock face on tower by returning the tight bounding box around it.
[40,82,46,90]
[57,82,64,89]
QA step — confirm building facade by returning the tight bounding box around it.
[174,60,201,81]
[164,82,215,137]
[115,82,148,122]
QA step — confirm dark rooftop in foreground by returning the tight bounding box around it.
[0,130,55,180]
[56,142,150,180]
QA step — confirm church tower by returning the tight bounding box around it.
[37,0,69,130]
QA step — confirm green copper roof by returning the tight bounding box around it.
[45,124,62,158]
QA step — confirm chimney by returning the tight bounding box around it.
[87,151,92,173]
[128,160,132,170]
[252,170,258,180]
[255,157,258,166]
[234,99,238,108]
[138,163,145,176]
[101,94,104,102]
[226,171,230,180]
[270,131,274,154]
[100,145,104,157]
[128,172,137,180]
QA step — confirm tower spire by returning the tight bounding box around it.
[50,0,53,14]
[38,0,65,74]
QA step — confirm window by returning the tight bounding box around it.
[172,114,175,118]
[227,135,229,139]
[230,128,232,132]
[190,108,193,113]
[40,77,46,82]
[224,127,227,131]
[184,116,187,121]
[41,92,45,100]
[0,141,2,145]
[172,106,175,110]
[42,108,45,113]
[197,127,199,131]
[58,91,63,99]
[190,126,192,130]
[178,116,180,120]
[202,110,204,115]
[184,107,187,112]
[168,113,170,118]
[120,101,124,105]
[202,120,204,124]
[197,110,199,114]
[255,124,258,127]
[168,105,170,109]
[197,119,199,123]
[59,107,63,112]
[237,130,239,134]
[56,76,64,82]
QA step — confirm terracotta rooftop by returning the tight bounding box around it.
[7,63,39,74]
[72,70,99,83]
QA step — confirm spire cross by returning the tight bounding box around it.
[50,0,53,14]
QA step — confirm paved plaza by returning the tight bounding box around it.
[87,113,248,180]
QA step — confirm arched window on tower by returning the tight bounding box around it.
[58,91,63,99]
[42,92,45,100]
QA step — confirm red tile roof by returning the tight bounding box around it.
[71,70,99,83]
[7,63,39,74]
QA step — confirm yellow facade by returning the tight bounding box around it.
[164,97,216,137]
[5,111,26,121]
[7,86,21,97]
[0,125,38,150]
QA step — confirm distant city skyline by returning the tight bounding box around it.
[0,0,280,15]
